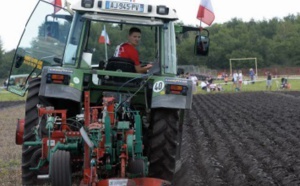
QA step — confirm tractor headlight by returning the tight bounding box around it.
[81,0,94,8]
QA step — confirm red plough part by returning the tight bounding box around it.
[78,92,171,186]
[16,118,25,145]
[16,91,173,186]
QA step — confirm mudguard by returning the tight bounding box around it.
[39,66,82,102]
[151,77,193,109]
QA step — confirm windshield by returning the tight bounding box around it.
[81,21,178,76]
[82,22,159,67]
[8,0,72,96]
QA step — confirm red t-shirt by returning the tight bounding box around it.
[114,43,140,66]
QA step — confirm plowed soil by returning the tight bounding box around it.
[174,91,300,186]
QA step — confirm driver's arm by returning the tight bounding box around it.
[135,64,153,73]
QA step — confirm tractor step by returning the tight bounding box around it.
[37,174,49,179]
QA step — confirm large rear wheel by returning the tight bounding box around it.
[22,78,49,185]
[148,109,180,182]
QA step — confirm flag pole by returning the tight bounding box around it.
[199,21,202,32]
[104,25,108,61]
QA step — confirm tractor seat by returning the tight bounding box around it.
[101,57,140,87]
[105,57,136,73]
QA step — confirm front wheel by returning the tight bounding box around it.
[147,109,180,182]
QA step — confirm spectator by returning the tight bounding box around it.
[238,70,243,91]
[249,68,255,84]
[185,72,190,79]
[200,81,208,91]
[280,77,290,89]
[266,72,272,90]
[207,76,213,84]
[189,75,198,93]
[232,70,238,91]
[177,68,184,78]
[224,74,228,85]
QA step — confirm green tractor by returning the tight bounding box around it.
[9,0,210,185]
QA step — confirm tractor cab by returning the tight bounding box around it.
[8,0,210,97]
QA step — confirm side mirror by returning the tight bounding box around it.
[174,26,210,56]
[45,21,60,40]
[14,48,26,68]
[195,35,210,56]
[15,56,24,68]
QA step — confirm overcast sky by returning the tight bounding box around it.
[1,0,299,51]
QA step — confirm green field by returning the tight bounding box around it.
[0,88,26,101]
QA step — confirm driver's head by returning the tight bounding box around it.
[128,27,141,47]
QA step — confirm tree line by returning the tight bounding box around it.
[1,13,300,79]
[177,14,300,70]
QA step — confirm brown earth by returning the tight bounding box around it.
[0,101,25,110]
[1,92,300,186]
[0,103,24,186]
[174,91,300,186]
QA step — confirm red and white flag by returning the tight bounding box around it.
[196,0,215,26]
[98,29,110,45]
[48,0,62,13]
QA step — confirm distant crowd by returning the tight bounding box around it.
[178,67,292,93]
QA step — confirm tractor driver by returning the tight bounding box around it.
[114,27,153,73]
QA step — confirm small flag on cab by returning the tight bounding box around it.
[98,28,110,45]
[99,25,110,61]
[48,0,62,14]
